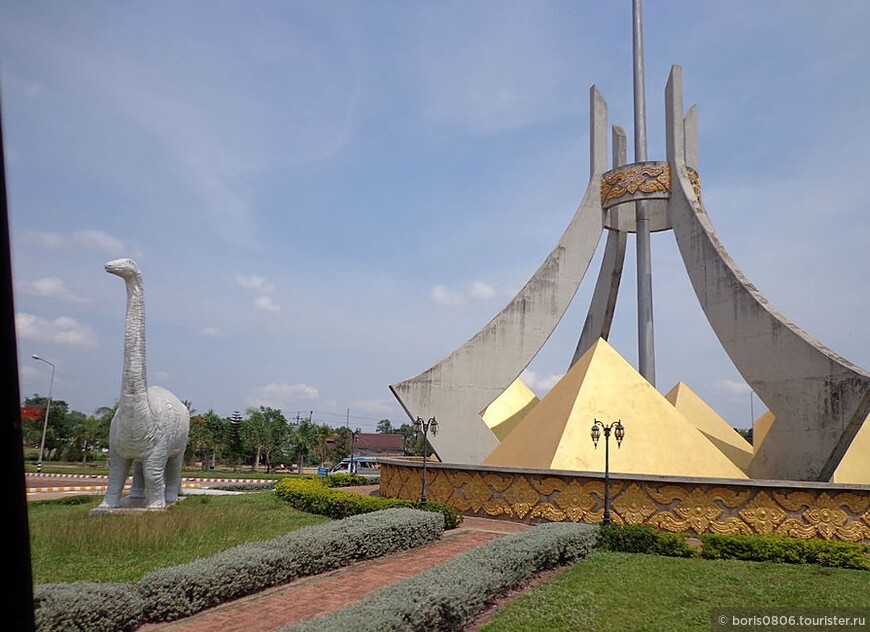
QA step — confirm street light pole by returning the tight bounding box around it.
[591,419,625,526]
[349,430,357,474]
[31,354,55,474]
[414,416,438,504]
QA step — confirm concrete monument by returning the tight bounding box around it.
[97,258,190,510]
[391,1,870,482]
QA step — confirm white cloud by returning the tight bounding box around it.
[20,229,127,255]
[72,230,125,254]
[19,277,89,304]
[716,379,752,399]
[154,371,171,381]
[521,369,563,396]
[232,273,274,294]
[468,282,496,301]
[16,313,98,348]
[201,326,226,338]
[246,382,319,409]
[430,284,464,307]
[21,231,66,249]
[254,296,281,313]
[430,281,498,307]
[350,398,396,416]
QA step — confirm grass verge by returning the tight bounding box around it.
[479,550,870,632]
[29,492,328,584]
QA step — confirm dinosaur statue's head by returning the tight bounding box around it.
[105,258,141,280]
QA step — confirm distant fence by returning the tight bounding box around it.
[379,460,870,543]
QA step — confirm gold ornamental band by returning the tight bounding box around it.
[600,163,701,208]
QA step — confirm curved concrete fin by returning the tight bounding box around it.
[669,165,870,480]
[665,63,870,481]
[391,86,609,464]
[668,165,870,481]
[572,125,628,367]
[572,229,626,366]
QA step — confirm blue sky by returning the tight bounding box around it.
[3,1,869,433]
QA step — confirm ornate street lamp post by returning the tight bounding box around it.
[591,419,625,526]
[414,416,438,504]
[31,354,55,474]
[349,430,357,474]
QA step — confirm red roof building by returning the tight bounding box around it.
[353,433,405,456]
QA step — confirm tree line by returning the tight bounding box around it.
[21,395,428,472]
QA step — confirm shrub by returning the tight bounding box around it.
[599,524,696,558]
[701,533,870,570]
[599,524,659,553]
[34,582,143,632]
[652,531,697,558]
[137,508,444,623]
[209,482,276,492]
[420,501,463,530]
[274,478,462,529]
[319,473,375,487]
[281,522,600,632]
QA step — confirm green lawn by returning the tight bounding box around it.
[28,492,328,584]
[480,551,870,632]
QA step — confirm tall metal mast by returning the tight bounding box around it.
[632,0,656,385]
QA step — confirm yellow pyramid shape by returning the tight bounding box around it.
[484,338,747,479]
[481,378,540,441]
[752,410,775,452]
[665,382,753,472]
[829,413,870,485]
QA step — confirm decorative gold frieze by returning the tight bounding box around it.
[738,491,787,533]
[378,463,870,543]
[503,476,540,519]
[428,470,455,503]
[601,163,671,207]
[553,480,602,523]
[612,482,656,525]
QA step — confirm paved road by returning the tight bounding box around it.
[24,473,276,501]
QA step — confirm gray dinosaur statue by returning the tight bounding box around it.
[98,258,190,510]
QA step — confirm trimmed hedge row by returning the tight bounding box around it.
[274,477,463,529]
[208,473,372,492]
[315,473,376,487]
[34,508,444,631]
[600,524,870,570]
[281,522,600,632]
[599,524,696,557]
[35,582,143,632]
[702,533,870,570]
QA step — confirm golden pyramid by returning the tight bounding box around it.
[481,378,539,441]
[665,382,753,472]
[829,413,870,485]
[752,410,775,452]
[483,338,748,479]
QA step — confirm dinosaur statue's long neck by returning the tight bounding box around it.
[121,276,148,406]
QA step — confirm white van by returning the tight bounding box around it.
[330,456,381,478]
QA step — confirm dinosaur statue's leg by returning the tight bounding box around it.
[142,453,167,510]
[163,453,184,505]
[128,461,145,499]
[98,455,132,508]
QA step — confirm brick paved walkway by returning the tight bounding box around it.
[139,516,530,632]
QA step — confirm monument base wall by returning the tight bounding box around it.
[379,461,870,544]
